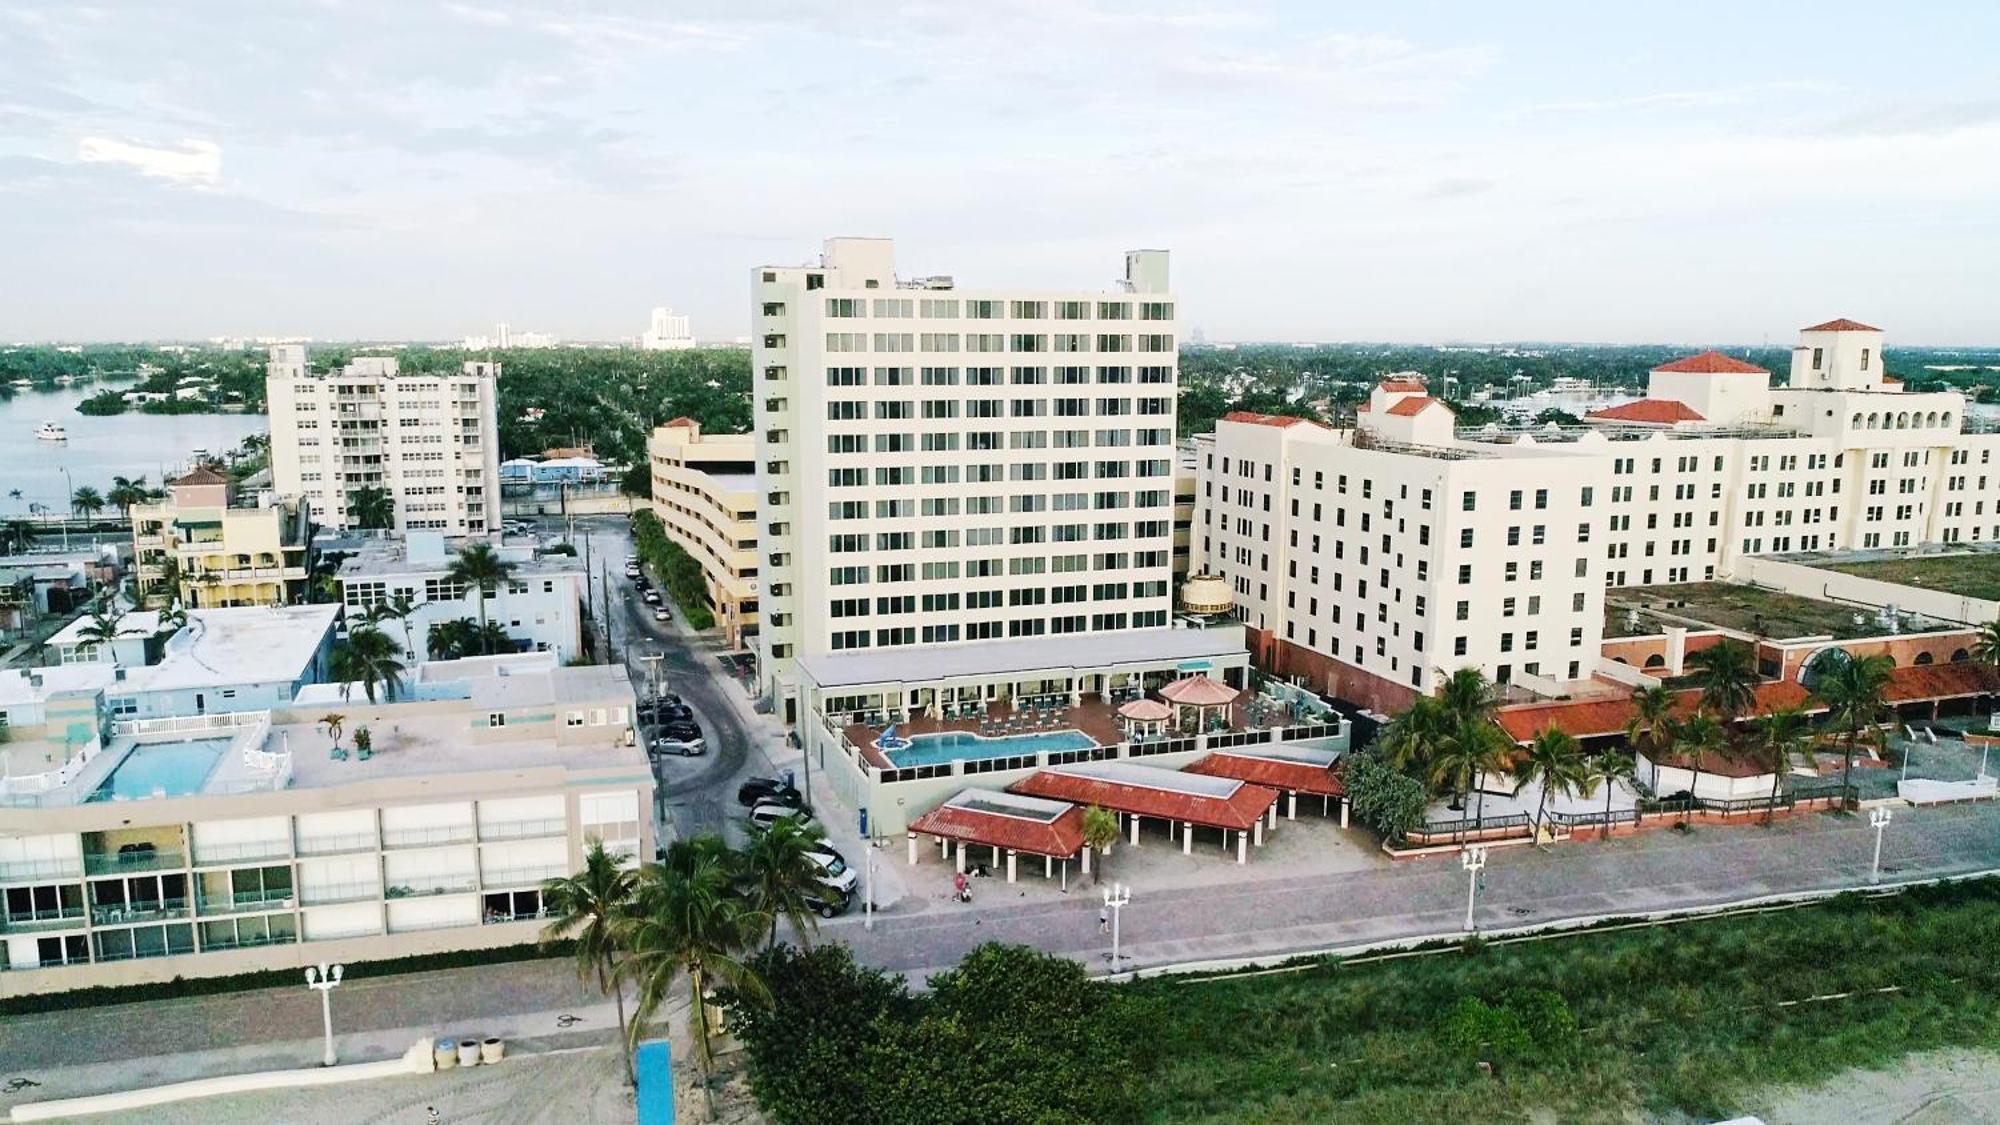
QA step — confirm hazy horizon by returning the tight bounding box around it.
[5,2,1999,345]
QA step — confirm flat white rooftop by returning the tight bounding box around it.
[939,788,1070,823]
[0,664,117,708]
[1215,743,1343,768]
[798,626,1248,690]
[47,605,338,693]
[1047,759,1245,798]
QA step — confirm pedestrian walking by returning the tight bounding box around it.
[426,1108,441,1125]
[1098,906,1110,934]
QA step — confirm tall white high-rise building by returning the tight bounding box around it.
[752,238,1182,713]
[642,306,696,350]
[266,346,503,534]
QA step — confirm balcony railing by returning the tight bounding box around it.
[381,825,475,850]
[198,890,297,916]
[478,818,567,842]
[300,881,383,906]
[193,840,293,866]
[0,858,84,884]
[296,832,378,857]
[1,906,88,933]
[84,848,186,876]
[480,864,568,889]
[200,930,298,953]
[388,916,478,935]
[385,873,476,897]
[91,896,191,926]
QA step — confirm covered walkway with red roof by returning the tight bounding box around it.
[906,788,1086,884]
[1010,760,1280,864]
[1182,743,1348,825]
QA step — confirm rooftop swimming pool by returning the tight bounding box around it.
[883,729,1097,769]
[91,739,229,802]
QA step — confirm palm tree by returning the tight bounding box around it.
[619,838,768,1109]
[541,840,640,1087]
[1754,706,1811,827]
[346,486,394,531]
[74,599,130,657]
[1513,724,1587,837]
[106,475,150,518]
[1669,713,1726,825]
[70,486,105,520]
[330,625,406,703]
[319,712,347,750]
[1427,720,1512,825]
[1811,653,1894,810]
[1583,749,1636,842]
[1380,695,1447,777]
[1437,666,1499,731]
[364,590,420,659]
[740,816,829,951]
[1080,805,1118,884]
[6,487,21,509]
[1687,640,1759,724]
[1971,618,2000,671]
[1623,685,1675,760]
[446,542,514,654]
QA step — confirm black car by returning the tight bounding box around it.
[736,777,803,807]
[641,702,693,723]
[657,723,703,743]
[640,692,683,708]
[805,885,851,919]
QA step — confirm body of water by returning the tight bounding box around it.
[883,729,1098,768]
[0,385,268,516]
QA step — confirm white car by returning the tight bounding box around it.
[653,607,671,622]
[650,733,706,757]
[748,802,816,831]
[806,848,859,894]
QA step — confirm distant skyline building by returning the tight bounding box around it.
[641,306,696,350]
[266,346,502,535]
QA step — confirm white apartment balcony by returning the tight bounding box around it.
[295,831,378,857]
[0,858,84,885]
[299,881,383,906]
[477,817,567,842]
[387,872,477,897]
[0,905,88,934]
[382,824,475,849]
[197,888,297,916]
[90,895,191,926]
[479,863,567,889]
[192,839,293,866]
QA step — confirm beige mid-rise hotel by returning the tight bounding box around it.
[752,238,1181,722]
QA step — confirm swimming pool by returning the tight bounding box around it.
[883,729,1097,769]
[91,739,229,801]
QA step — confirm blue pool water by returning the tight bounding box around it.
[884,729,1097,769]
[92,739,228,801]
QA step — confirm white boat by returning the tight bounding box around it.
[35,420,67,441]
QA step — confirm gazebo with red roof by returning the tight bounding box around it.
[908,789,1086,884]
[1011,760,1279,864]
[1157,674,1241,734]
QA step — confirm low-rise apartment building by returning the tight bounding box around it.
[266,346,502,535]
[1191,319,2000,713]
[0,655,651,996]
[647,418,758,648]
[336,533,585,664]
[30,604,339,721]
[131,466,312,609]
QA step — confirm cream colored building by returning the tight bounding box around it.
[265,346,502,535]
[131,467,312,609]
[648,418,758,648]
[0,655,651,996]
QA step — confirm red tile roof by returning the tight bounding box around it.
[662,416,699,428]
[1652,351,1769,375]
[1385,395,1441,417]
[1221,411,1320,429]
[1645,747,1774,779]
[1157,675,1241,707]
[1184,751,1345,797]
[1587,399,1706,424]
[1884,661,1997,703]
[1355,401,1370,413]
[1010,769,1277,832]
[1379,379,1427,393]
[1803,318,1882,333]
[1881,376,1903,386]
[170,465,229,486]
[908,795,1086,858]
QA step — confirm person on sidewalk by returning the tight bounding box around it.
[1098,906,1110,934]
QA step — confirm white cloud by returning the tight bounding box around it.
[75,136,221,187]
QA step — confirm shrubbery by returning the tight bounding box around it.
[1343,750,1429,842]
[631,508,716,630]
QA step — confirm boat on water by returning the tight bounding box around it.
[35,420,67,441]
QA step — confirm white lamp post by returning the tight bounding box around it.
[1461,845,1489,932]
[1868,806,1893,884]
[305,962,345,1066]
[1103,882,1132,968]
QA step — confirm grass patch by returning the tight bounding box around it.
[0,940,570,1018]
[1123,879,2000,1122]
[1819,553,2000,604]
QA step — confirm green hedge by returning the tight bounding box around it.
[631,509,716,630]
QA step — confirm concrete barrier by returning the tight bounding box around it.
[9,1038,439,1122]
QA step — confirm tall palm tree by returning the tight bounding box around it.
[364,590,420,659]
[346,486,395,531]
[445,542,515,654]
[618,838,768,1108]
[739,817,829,951]
[70,486,105,520]
[1427,721,1511,825]
[1753,706,1811,827]
[1080,805,1118,885]
[6,487,21,509]
[1811,653,1894,810]
[1623,684,1675,760]
[1687,640,1759,724]
[106,475,150,518]
[2,518,34,555]
[1380,695,1448,777]
[541,840,640,1087]
[1513,724,1588,836]
[74,599,130,656]
[1584,749,1637,842]
[330,625,406,703]
[1971,618,2000,671]
[1437,666,1498,731]
[1669,713,1726,825]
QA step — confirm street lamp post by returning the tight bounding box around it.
[304,962,345,1066]
[640,652,664,700]
[1103,882,1132,968]
[1869,806,1893,884]
[1461,845,1489,932]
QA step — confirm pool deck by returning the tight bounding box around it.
[842,693,1304,769]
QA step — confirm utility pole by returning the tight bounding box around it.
[1461,845,1488,932]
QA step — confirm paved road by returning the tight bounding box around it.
[6,800,1997,1080]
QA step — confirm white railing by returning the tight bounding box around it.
[481,864,568,888]
[113,710,268,738]
[0,741,104,802]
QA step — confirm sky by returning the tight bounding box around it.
[3,1,1999,346]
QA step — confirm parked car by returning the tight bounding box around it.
[748,802,815,830]
[805,885,851,919]
[652,607,671,622]
[624,564,641,578]
[641,590,662,606]
[650,733,706,757]
[806,847,859,894]
[643,703,694,725]
[736,776,802,807]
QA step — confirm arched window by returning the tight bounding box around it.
[1943,412,1954,428]
[1896,412,1910,429]
[1951,648,1970,663]
[1925,411,1939,427]
[1914,651,1935,666]
[1866,412,1880,428]
[1643,654,1666,670]
[1851,413,1864,428]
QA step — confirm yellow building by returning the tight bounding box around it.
[647,419,758,648]
[131,467,312,609]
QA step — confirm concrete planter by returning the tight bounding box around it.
[456,1039,480,1067]
[433,1039,457,1070]
[480,1037,504,1064]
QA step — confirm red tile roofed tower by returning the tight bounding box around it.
[1789,318,1887,391]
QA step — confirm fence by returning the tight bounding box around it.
[1405,812,1532,846]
